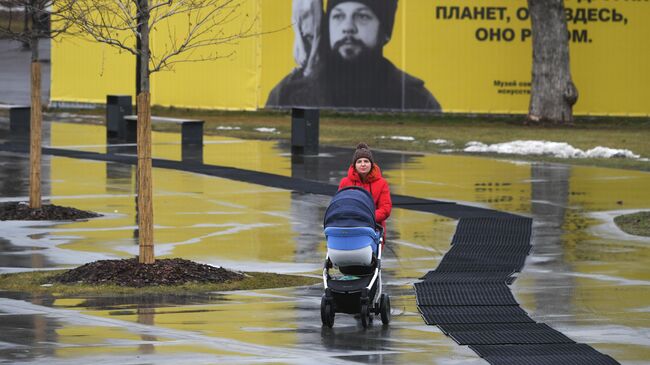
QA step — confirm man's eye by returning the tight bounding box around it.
[355,13,372,21]
[332,13,344,21]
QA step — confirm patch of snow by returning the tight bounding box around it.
[254,127,279,134]
[464,140,642,160]
[378,135,415,141]
[216,126,241,130]
[428,139,453,146]
[584,146,640,159]
[390,136,415,141]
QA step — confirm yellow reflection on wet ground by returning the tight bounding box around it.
[385,154,533,214]
[42,288,482,364]
[46,156,298,269]
[387,209,456,281]
[48,122,107,154]
[203,136,291,177]
[47,122,293,176]
[48,299,253,360]
[2,126,650,363]
[511,163,650,364]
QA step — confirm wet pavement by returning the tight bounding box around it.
[0,117,648,364]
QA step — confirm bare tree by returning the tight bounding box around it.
[527,0,578,124]
[0,1,75,209]
[62,0,254,264]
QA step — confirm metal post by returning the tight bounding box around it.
[291,108,319,155]
[106,95,133,140]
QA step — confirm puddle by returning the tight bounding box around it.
[1,122,649,363]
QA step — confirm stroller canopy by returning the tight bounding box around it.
[324,186,376,229]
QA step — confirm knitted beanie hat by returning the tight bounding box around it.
[352,142,374,166]
[326,0,398,40]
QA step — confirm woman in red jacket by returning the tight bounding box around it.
[338,143,392,241]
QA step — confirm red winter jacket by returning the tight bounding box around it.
[338,164,392,233]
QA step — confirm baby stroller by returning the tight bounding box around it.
[321,186,391,328]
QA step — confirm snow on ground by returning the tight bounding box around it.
[464,140,642,160]
[428,139,453,146]
[254,127,279,133]
[371,137,642,160]
[379,135,415,141]
[216,126,241,130]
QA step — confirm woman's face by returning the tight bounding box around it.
[355,158,372,176]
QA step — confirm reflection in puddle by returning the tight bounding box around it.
[1,123,649,363]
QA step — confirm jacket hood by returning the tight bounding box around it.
[347,164,383,183]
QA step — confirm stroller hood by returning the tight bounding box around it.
[324,186,376,228]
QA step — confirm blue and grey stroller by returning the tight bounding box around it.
[321,186,391,328]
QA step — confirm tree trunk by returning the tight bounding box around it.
[22,5,31,50]
[137,0,154,264]
[29,33,42,209]
[137,93,154,264]
[527,0,578,124]
[135,8,143,110]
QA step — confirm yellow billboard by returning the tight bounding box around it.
[51,0,650,116]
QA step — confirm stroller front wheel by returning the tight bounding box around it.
[360,303,371,328]
[321,296,334,328]
[380,294,391,325]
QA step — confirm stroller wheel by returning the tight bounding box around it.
[360,303,371,328]
[321,296,334,328]
[380,294,391,325]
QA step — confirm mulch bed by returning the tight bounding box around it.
[0,202,101,221]
[52,258,245,287]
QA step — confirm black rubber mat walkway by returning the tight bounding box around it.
[0,142,620,364]
[415,216,620,364]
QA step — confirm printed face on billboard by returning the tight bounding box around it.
[296,0,318,49]
[329,2,382,61]
[265,0,441,112]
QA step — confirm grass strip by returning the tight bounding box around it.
[47,107,650,171]
[0,270,320,297]
[614,211,650,237]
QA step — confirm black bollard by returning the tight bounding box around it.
[106,95,133,140]
[291,108,319,155]
[9,106,30,142]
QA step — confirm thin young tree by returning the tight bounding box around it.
[527,0,579,124]
[0,0,75,209]
[62,0,254,264]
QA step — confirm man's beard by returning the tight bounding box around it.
[331,37,378,63]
